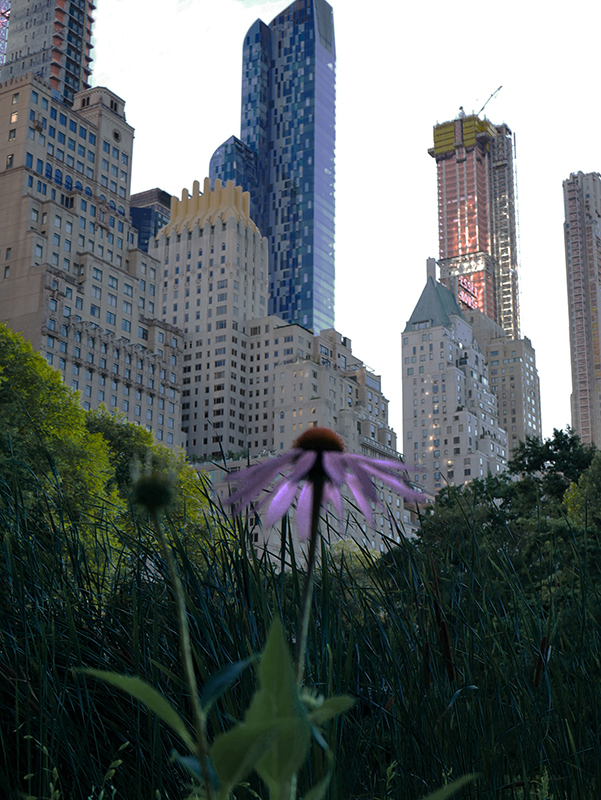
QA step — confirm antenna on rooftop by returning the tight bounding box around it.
[477,85,502,117]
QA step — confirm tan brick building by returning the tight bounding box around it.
[0,75,184,446]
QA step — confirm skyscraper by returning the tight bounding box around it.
[0,76,184,447]
[563,171,601,446]
[1,0,94,106]
[429,112,520,340]
[130,187,172,253]
[402,260,508,496]
[209,0,336,334]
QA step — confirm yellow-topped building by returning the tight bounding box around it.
[163,178,260,238]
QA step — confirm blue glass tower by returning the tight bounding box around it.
[209,0,335,333]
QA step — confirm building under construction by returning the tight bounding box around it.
[429,111,521,341]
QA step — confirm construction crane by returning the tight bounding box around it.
[477,85,502,117]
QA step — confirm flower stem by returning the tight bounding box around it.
[151,510,214,800]
[294,471,325,684]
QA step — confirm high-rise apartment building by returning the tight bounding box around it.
[153,179,405,476]
[130,187,172,253]
[1,0,94,106]
[209,0,336,334]
[197,323,418,556]
[466,310,542,446]
[152,178,270,461]
[429,112,520,340]
[563,171,601,446]
[0,75,184,447]
[403,262,508,496]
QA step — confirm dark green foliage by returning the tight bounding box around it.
[2,468,601,800]
[508,426,596,508]
[3,422,601,798]
[0,322,115,515]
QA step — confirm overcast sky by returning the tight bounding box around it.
[91,0,600,442]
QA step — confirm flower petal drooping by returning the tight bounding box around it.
[322,450,346,487]
[226,452,298,510]
[366,464,424,504]
[225,426,423,543]
[296,481,314,542]
[323,482,344,533]
[288,449,318,483]
[346,472,376,528]
[265,479,301,527]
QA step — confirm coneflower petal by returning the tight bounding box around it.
[365,465,423,503]
[346,473,375,526]
[322,451,346,486]
[288,449,318,482]
[345,461,378,503]
[323,483,344,533]
[226,451,298,508]
[296,481,313,541]
[265,479,300,526]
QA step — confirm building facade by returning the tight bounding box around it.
[152,177,270,462]
[467,311,542,447]
[197,323,418,557]
[403,265,508,496]
[1,0,94,106]
[209,0,336,334]
[563,171,601,446]
[0,75,184,446]
[430,112,521,340]
[130,187,172,254]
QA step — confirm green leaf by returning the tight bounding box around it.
[245,620,311,790]
[307,695,355,725]
[80,669,195,752]
[302,726,335,800]
[171,750,220,789]
[211,720,278,799]
[421,774,479,800]
[200,656,256,713]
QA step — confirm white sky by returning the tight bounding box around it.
[91,0,600,443]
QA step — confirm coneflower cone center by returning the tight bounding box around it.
[294,427,344,452]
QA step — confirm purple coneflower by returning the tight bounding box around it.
[226,427,423,541]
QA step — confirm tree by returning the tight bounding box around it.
[86,408,212,541]
[508,427,596,507]
[0,323,114,516]
[564,451,601,530]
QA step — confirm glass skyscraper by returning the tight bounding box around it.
[210,0,335,333]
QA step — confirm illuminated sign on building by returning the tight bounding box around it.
[458,275,478,310]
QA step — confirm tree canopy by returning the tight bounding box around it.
[0,323,114,516]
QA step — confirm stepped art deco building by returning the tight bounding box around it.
[209,0,336,334]
[563,171,601,446]
[429,111,521,340]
